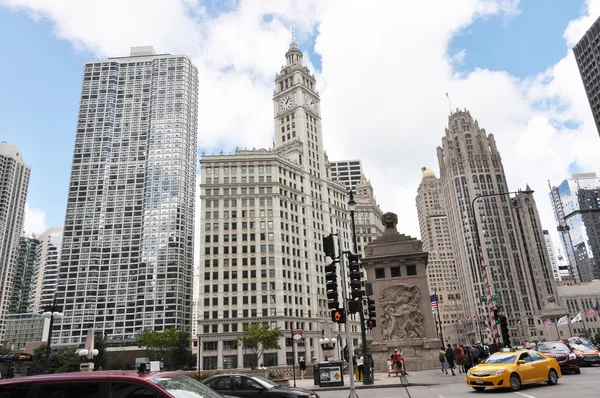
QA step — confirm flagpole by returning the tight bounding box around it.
[554,318,560,340]
[567,318,573,337]
[582,313,590,339]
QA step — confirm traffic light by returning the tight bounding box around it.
[493,308,500,325]
[331,309,346,324]
[367,319,377,329]
[367,299,376,318]
[323,234,336,258]
[500,315,510,347]
[348,253,364,301]
[325,262,339,310]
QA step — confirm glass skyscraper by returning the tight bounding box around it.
[550,173,600,283]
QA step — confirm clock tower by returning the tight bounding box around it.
[273,38,324,179]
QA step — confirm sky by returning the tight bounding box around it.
[1,0,600,261]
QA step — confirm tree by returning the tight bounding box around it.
[593,331,600,346]
[236,323,282,369]
[136,328,179,361]
[29,344,47,375]
[48,347,80,373]
[93,334,108,370]
[167,330,194,370]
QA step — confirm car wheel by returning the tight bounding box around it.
[574,367,581,374]
[509,373,521,391]
[547,369,558,385]
[472,387,485,392]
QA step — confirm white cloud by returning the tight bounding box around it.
[24,202,47,235]
[3,0,600,251]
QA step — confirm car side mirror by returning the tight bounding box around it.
[517,360,526,365]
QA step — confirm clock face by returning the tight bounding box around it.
[305,95,316,111]
[280,96,293,112]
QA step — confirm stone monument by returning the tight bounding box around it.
[362,212,440,371]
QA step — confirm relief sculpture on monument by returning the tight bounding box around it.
[379,284,425,340]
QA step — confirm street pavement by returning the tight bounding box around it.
[306,366,600,398]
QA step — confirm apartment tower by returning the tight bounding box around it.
[198,38,356,369]
[9,234,40,314]
[0,142,31,341]
[54,47,198,346]
[437,109,557,343]
[574,16,600,137]
[416,167,464,344]
[330,160,363,191]
[29,225,63,313]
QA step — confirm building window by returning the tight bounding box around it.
[406,264,417,276]
[390,266,401,278]
[375,268,385,279]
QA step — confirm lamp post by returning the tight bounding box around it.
[42,295,63,373]
[347,191,373,385]
[470,189,533,345]
[433,287,444,346]
[319,337,337,360]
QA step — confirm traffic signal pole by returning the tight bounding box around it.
[338,231,358,398]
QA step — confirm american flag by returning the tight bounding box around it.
[430,294,438,310]
[587,306,599,318]
[544,319,555,326]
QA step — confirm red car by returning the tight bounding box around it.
[536,341,580,374]
[0,370,224,398]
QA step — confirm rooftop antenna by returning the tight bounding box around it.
[445,92,452,114]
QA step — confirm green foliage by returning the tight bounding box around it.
[236,323,282,369]
[48,347,80,373]
[136,328,179,361]
[93,334,108,370]
[28,344,47,375]
[268,370,288,380]
[106,354,128,370]
[593,331,600,345]
[166,330,194,370]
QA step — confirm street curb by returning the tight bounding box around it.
[306,376,409,391]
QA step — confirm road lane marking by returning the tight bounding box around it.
[513,392,536,398]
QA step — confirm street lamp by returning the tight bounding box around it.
[470,189,533,346]
[42,295,63,373]
[347,191,373,385]
[319,337,337,360]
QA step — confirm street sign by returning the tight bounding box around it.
[481,295,500,302]
[292,329,303,341]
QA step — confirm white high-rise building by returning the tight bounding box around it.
[29,226,63,314]
[543,230,569,282]
[197,39,359,369]
[53,46,198,346]
[416,167,464,344]
[330,160,363,191]
[0,142,30,341]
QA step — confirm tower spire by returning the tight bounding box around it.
[291,26,296,44]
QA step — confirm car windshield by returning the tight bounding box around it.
[152,374,225,398]
[570,342,596,351]
[248,375,277,389]
[538,342,569,352]
[483,354,516,364]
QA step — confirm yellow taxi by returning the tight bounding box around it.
[466,348,561,392]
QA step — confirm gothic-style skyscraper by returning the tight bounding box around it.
[197,38,357,369]
[436,109,557,344]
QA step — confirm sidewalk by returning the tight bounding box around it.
[291,369,466,391]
